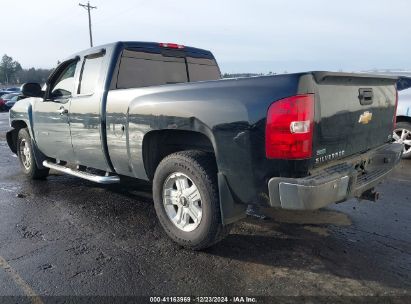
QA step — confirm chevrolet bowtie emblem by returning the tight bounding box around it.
[358,111,373,124]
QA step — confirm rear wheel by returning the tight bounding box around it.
[393,121,411,159]
[17,128,49,179]
[153,150,230,250]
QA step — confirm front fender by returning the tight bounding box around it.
[8,97,47,169]
[9,98,35,138]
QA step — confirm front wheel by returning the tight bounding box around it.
[393,121,411,159]
[17,128,50,179]
[153,150,230,250]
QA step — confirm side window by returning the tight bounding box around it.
[50,61,77,98]
[78,56,104,95]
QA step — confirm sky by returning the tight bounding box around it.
[1,0,410,73]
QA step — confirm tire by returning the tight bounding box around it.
[393,121,411,159]
[153,150,231,250]
[17,128,50,179]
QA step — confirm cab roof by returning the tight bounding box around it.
[72,41,215,60]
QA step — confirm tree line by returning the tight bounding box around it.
[221,72,277,78]
[0,54,53,86]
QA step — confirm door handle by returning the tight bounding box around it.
[58,107,68,115]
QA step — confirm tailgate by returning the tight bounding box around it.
[312,72,397,166]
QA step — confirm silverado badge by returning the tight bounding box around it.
[358,111,373,124]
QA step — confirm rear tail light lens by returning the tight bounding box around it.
[159,43,185,49]
[266,94,315,159]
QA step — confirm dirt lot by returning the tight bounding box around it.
[0,112,410,302]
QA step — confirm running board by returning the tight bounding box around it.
[42,160,120,184]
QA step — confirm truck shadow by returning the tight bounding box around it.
[96,177,411,291]
[206,214,411,291]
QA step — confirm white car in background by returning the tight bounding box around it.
[395,77,411,158]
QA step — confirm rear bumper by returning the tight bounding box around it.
[268,143,403,210]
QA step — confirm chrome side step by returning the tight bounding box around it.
[42,160,120,184]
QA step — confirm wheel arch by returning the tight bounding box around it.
[7,120,29,153]
[8,119,48,169]
[142,129,248,225]
[142,129,217,180]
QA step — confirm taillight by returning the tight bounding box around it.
[265,94,315,159]
[393,89,398,129]
[159,43,184,49]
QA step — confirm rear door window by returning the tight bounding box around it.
[78,54,104,95]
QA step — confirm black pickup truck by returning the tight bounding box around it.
[7,41,402,249]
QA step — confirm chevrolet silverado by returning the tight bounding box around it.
[6,41,403,249]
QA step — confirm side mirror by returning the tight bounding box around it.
[21,83,43,98]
